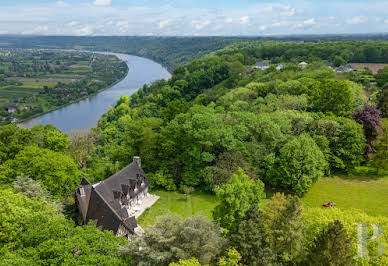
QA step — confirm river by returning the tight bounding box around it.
[19,53,171,133]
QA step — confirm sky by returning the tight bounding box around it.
[0,0,387,36]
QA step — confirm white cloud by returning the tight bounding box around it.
[74,26,94,36]
[240,16,249,25]
[279,6,296,17]
[66,21,80,27]
[303,18,316,26]
[93,0,112,6]
[385,19,388,24]
[347,16,368,25]
[328,16,336,20]
[259,25,267,31]
[21,25,49,35]
[56,1,69,7]
[158,19,171,29]
[191,20,211,30]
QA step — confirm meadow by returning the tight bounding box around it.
[139,172,388,228]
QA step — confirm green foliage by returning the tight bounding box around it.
[369,119,388,173]
[376,66,388,87]
[0,146,81,197]
[263,193,305,264]
[311,117,366,171]
[0,189,127,265]
[229,206,276,265]
[12,174,50,200]
[307,220,353,266]
[377,86,388,117]
[160,106,237,187]
[267,133,327,195]
[213,168,265,231]
[169,258,201,266]
[124,215,226,265]
[0,124,69,163]
[217,248,241,266]
[333,56,346,67]
[303,207,388,265]
[311,79,353,116]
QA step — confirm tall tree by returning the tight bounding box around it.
[264,193,305,264]
[230,206,276,265]
[376,66,388,87]
[268,134,327,195]
[369,119,388,173]
[352,104,381,156]
[123,215,226,266]
[377,85,388,118]
[307,220,353,266]
[213,168,266,232]
[68,130,100,169]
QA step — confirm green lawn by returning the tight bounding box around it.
[138,190,218,227]
[301,176,388,217]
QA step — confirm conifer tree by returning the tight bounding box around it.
[308,220,353,266]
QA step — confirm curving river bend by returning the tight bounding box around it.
[19,53,171,133]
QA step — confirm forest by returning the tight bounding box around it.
[0,39,388,265]
[0,49,128,124]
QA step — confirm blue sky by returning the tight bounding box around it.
[0,0,387,36]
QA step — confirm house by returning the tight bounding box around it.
[254,62,270,70]
[75,156,158,238]
[336,65,354,73]
[298,62,308,68]
[325,62,333,68]
[276,64,285,71]
[4,104,17,113]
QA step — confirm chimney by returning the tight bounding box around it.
[133,156,141,167]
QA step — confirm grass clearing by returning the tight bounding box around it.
[21,81,56,88]
[301,176,388,217]
[138,190,218,227]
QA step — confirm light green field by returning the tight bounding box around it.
[137,190,219,227]
[301,176,388,217]
[20,81,56,88]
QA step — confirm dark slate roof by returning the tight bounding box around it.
[256,62,270,67]
[75,157,149,235]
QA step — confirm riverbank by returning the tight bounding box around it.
[18,53,171,132]
[16,61,129,126]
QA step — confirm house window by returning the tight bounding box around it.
[79,187,86,197]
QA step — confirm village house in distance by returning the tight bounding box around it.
[75,156,159,238]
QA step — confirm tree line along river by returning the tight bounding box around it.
[19,53,171,133]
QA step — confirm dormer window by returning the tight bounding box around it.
[79,187,86,197]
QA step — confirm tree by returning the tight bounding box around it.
[12,174,50,200]
[376,66,388,87]
[352,104,381,156]
[264,193,305,264]
[169,258,200,266]
[377,85,388,118]
[217,248,241,266]
[68,129,100,169]
[333,56,346,67]
[0,146,81,197]
[229,206,276,265]
[369,119,388,173]
[213,168,266,232]
[123,215,226,265]
[267,134,327,195]
[307,220,353,266]
[311,117,366,171]
[204,150,258,191]
[312,79,353,116]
